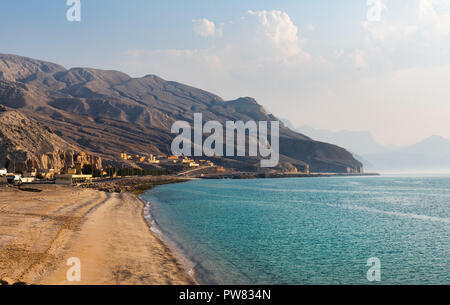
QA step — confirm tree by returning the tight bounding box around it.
[82,164,93,175]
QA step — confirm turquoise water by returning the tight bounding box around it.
[141,176,450,284]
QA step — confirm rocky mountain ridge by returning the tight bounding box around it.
[0,54,363,173]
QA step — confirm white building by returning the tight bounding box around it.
[148,154,160,164]
[21,177,36,183]
[5,174,21,184]
[55,174,93,185]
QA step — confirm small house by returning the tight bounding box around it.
[21,177,36,183]
[55,174,93,186]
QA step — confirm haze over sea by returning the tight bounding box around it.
[141,176,450,284]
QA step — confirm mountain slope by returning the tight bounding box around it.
[0,105,101,173]
[0,54,363,173]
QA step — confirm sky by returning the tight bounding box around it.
[1,0,450,146]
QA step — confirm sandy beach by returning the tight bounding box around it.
[0,185,194,285]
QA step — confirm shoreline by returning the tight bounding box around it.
[196,172,380,179]
[134,177,218,284]
[138,195,200,285]
[0,184,194,285]
[130,173,383,285]
[139,193,225,285]
[87,174,382,284]
[1,174,380,285]
[99,173,203,284]
[128,175,446,284]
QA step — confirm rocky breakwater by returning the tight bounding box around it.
[81,176,188,194]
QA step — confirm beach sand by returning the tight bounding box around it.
[0,185,194,285]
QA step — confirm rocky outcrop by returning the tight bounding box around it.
[0,106,101,173]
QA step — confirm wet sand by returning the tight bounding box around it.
[0,185,194,285]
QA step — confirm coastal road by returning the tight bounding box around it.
[177,166,216,176]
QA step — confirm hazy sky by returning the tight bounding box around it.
[1,0,449,145]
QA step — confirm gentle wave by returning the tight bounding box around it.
[324,202,450,224]
[140,197,201,283]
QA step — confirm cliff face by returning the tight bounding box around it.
[0,106,101,173]
[0,54,362,173]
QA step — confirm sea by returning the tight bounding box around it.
[141,175,450,284]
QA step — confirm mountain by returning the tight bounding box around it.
[292,124,397,155]
[397,135,450,156]
[284,122,450,172]
[363,135,450,171]
[0,105,101,173]
[0,54,363,173]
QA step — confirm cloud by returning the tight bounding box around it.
[354,49,369,69]
[305,24,315,32]
[247,10,303,59]
[362,0,450,58]
[192,18,216,37]
[120,6,450,145]
[122,10,313,116]
[418,0,450,36]
[156,10,309,70]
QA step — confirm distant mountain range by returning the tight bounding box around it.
[363,135,450,171]
[287,123,450,172]
[0,54,363,174]
[286,123,398,155]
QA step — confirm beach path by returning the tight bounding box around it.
[0,185,193,285]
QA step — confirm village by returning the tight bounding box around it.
[120,153,214,168]
[0,153,219,187]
